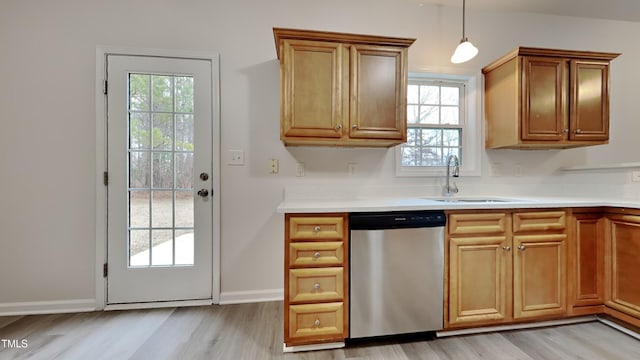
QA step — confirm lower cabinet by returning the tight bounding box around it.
[568,210,605,315]
[284,213,349,347]
[605,210,640,322]
[282,207,640,348]
[447,210,568,328]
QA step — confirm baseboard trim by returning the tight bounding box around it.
[283,342,345,353]
[436,316,597,337]
[219,289,283,305]
[598,317,640,341]
[104,299,213,311]
[0,299,97,316]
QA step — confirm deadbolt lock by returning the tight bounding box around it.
[200,172,209,181]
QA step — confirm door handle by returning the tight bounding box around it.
[197,189,209,198]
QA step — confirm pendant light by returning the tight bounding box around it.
[451,0,478,64]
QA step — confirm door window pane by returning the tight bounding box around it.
[128,74,195,267]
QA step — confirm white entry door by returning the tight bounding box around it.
[106,54,216,304]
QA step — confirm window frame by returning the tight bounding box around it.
[395,72,481,177]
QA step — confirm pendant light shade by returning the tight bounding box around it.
[451,0,478,64]
[451,39,478,64]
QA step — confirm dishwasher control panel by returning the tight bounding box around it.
[350,211,446,230]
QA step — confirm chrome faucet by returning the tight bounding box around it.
[445,154,459,196]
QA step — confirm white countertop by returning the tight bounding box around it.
[277,196,640,213]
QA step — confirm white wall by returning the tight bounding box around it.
[1,0,639,308]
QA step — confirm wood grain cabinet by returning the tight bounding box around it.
[568,210,605,315]
[447,212,511,327]
[446,210,567,328]
[512,211,567,319]
[273,28,415,147]
[284,213,349,347]
[605,210,640,322]
[482,47,620,149]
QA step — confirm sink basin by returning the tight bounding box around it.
[429,198,528,203]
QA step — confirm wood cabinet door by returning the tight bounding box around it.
[569,60,610,141]
[606,216,640,318]
[280,40,346,139]
[571,214,605,308]
[448,236,511,326]
[521,57,567,141]
[513,234,567,319]
[349,45,406,141]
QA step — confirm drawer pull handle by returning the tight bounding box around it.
[314,319,321,327]
[314,282,321,290]
[518,244,526,251]
[313,252,321,259]
[314,226,321,232]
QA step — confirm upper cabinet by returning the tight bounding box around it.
[273,28,415,147]
[482,47,620,149]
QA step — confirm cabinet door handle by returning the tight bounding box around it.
[562,129,569,134]
[518,244,526,251]
[335,124,343,130]
[575,129,582,134]
[352,124,358,129]
[503,246,511,251]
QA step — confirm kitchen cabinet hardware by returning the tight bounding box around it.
[518,244,526,251]
[503,245,511,251]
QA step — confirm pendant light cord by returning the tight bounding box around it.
[462,0,466,40]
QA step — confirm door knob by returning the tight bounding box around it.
[199,172,209,181]
[197,189,209,198]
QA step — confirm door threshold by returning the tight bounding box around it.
[105,299,213,311]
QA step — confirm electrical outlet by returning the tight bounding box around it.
[347,163,357,177]
[296,163,305,177]
[228,150,244,165]
[491,162,503,177]
[632,171,640,182]
[269,159,279,174]
[514,163,523,177]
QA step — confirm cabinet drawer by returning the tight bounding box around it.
[289,242,344,267]
[513,211,566,233]
[289,267,344,303]
[449,213,507,235]
[288,216,345,240]
[288,302,345,340]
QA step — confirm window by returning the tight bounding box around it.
[396,73,480,176]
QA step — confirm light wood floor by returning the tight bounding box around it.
[1,301,640,359]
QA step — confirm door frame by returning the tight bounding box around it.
[95,46,221,309]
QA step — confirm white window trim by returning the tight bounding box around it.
[395,72,481,177]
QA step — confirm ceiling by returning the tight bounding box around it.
[413,0,640,23]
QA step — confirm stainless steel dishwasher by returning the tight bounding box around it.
[349,210,445,339]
